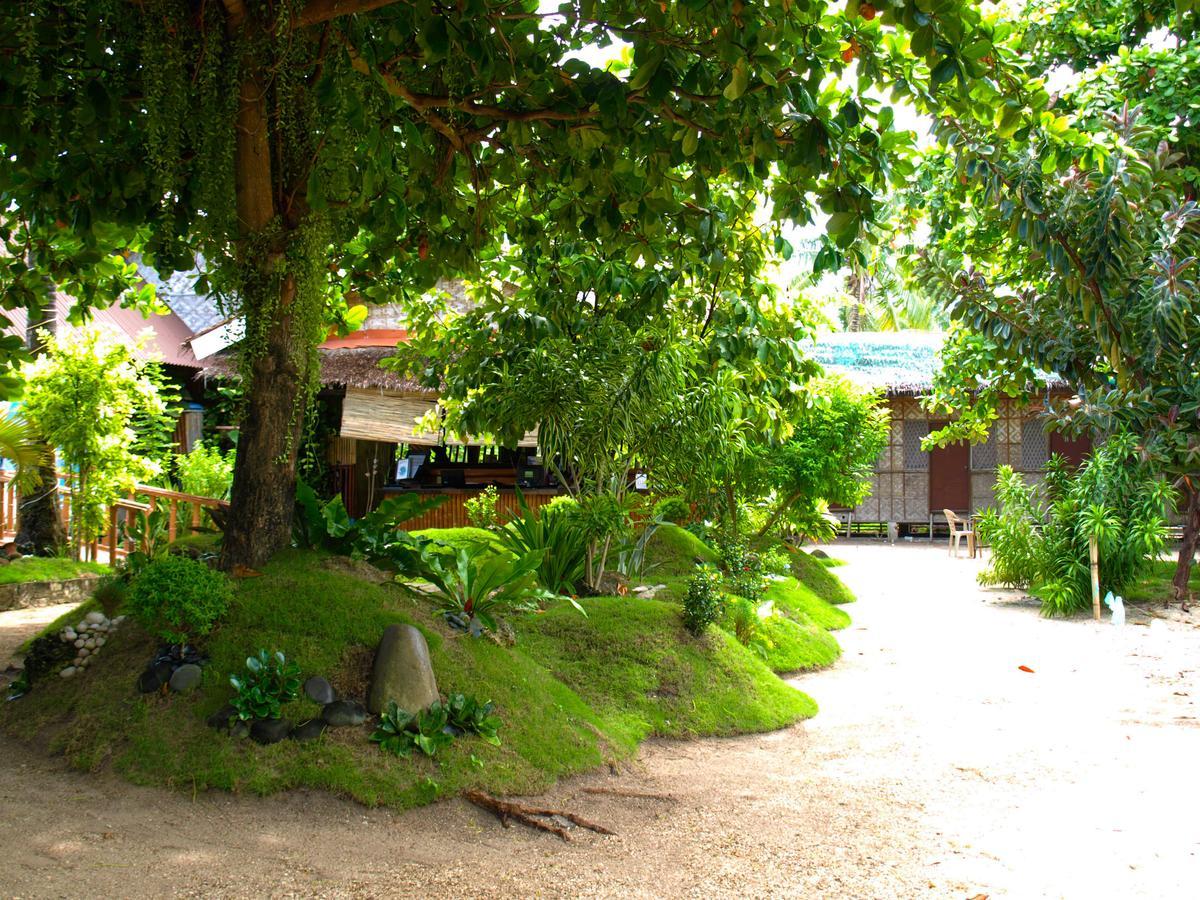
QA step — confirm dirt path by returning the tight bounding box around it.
[1,544,1198,898]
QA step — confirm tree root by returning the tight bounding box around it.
[463,790,616,842]
[581,786,677,802]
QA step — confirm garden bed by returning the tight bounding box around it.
[0,547,828,809]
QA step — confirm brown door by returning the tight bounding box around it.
[929,428,971,512]
[1049,431,1091,467]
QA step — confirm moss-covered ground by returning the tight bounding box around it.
[0,556,107,585]
[788,548,857,605]
[766,576,852,631]
[1,545,818,809]
[642,522,720,576]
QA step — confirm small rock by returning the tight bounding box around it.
[85,639,96,650]
[95,637,106,648]
[60,666,76,678]
[74,639,85,649]
[230,719,251,739]
[136,669,164,693]
[250,718,292,744]
[63,628,76,642]
[810,548,829,559]
[322,699,368,727]
[80,656,92,667]
[206,704,238,730]
[168,663,203,693]
[85,611,106,625]
[303,675,335,705]
[73,657,84,667]
[78,647,90,658]
[113,616,125,625]
[290,719,328,742]
[76,621,87,633]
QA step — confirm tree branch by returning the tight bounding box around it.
[296,0,406,28]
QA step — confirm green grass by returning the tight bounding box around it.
[642,523,719,576]
[766,576,852,631]
[760,615,841,673]
[0,556,107,585]
[817,556,845,568]
[1124,559,1200,607]
[1,548,814,809]
[788,548,856,605]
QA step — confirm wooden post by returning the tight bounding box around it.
[168,500,178,543]
[108,505,118,564]
[1089,534,1101,621]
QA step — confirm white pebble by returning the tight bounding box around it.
[60,667,76,678]
[95,637,106,647]
[84,639,96,650]
[63,628,76,641]
[74,639,85,649]
[78,647,90,658]
[113,616,125,625]
[85,611,105,625]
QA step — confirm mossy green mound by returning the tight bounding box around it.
[409,526,508,556]
[0,557,107,585]
[760,615,842,673]
[643,523,719,576]
[1,549,814,809]
[767,576,852,631]
[788,548,856,605]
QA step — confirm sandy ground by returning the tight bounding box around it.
[1,543,1198,899]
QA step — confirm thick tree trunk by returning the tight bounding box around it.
[220,302,307,568]
[1171,481,1199,611]
[16,303,66,555]
[218,52,306,568]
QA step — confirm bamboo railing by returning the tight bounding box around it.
[0,470,228,563]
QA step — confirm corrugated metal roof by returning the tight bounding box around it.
[5,292,199,369]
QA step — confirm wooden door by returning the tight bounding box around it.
[1049,431,1091,467]
[929,429,971,512]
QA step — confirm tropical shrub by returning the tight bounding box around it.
[176,441,235,500]
[978,435,1173,616]
[229,650,303,722]
[496,500,587,595]
[20,328,177,548]
[652,496,691,525]
[93,573,128,618]
[723,596,772,659]
[681,565,724,636]
[464,486,501,531]
[126,555,232,645]
[444,693,502,745]
[397,539,575,636]
[717,537,767,605]
[371,700,454,758]
[292,483,446,560]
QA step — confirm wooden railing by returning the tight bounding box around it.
[0,469,228,563]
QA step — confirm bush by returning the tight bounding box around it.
[497,500,587,595]
[175,441,234,500]
[717,537,767,604]
[723,595,771,658]
[681,565,724,635]
[229,649,302,721]
[93,573,128,618]
[126,555,232,645]
[652,496,691,525]
[979,436,1173,617]
[464,486,500,531]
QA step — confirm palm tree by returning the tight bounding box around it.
[15,305,65,553]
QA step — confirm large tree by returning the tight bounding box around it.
[2,0,997,567]
[902,2,1200,606]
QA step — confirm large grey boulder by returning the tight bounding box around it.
[366,624,439,715]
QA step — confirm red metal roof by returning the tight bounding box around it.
[4,292,199,369]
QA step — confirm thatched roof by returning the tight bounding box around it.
[201,346,435,396]
[813,331,945,395]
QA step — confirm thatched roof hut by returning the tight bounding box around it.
[812,331,944,395]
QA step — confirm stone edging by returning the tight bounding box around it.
[0,575,102,612]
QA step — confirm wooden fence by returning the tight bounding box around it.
[0,470,228,563]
